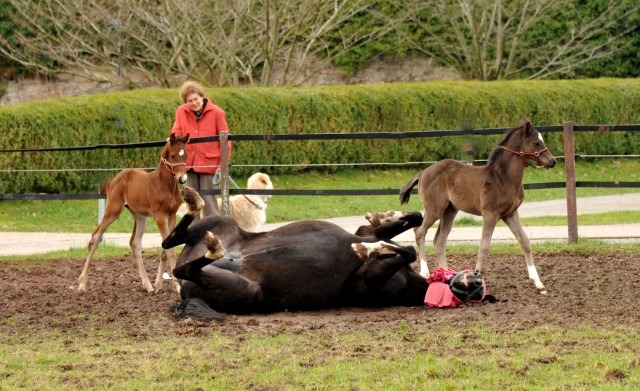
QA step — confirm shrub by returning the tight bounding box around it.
[1,78,639,193]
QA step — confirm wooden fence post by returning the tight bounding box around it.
[563,121,578,242]
[220,131,230,217]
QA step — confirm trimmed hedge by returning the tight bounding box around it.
[1,78,639,193]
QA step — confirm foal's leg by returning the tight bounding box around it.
[414,212,440,278]
[475,213,500,273]
[153,213,176,291]
[166,212,179,290]
[433,205,458,268]
[503,212,547,294]
[78,197,125,292]
[130,212,154,293]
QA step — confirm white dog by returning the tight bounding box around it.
[217,172,273,232]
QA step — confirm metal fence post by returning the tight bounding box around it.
[563,121,578,243]
[220,131,230,217]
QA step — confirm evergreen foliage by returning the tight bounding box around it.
[1,79,639,193]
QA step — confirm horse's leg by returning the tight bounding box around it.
[162,186,203,249]
[433,205,458,268]
[414,212,440,278]
[153,212,176,291]
[78,197,125,292]
[130,212,153,293]
[174,232,264,311]
[475,213,500,273]
[503,212,547,294]
[351,242,417,290]
[166,212,179,293]
[364,211,423,241]
[162,214,194,249]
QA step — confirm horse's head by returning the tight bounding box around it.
[506,116,557,169]
[449,270,486,302]
[163,133,190,184]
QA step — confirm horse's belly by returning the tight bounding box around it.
[449,193,482,216]
[241,246,359,310]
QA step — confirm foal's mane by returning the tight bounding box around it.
[487,124,523,165]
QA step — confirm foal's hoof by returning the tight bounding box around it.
[183,186,205,214]
[538,288,548,295]
[205,232,226,260]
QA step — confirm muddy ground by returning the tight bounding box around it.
[0,252,638,335]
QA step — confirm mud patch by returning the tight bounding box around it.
[1,253,639,334]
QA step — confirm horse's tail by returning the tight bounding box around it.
[399,173,420,205]
[101,179,112,195]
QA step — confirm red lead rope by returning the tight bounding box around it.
[502,146,548,167]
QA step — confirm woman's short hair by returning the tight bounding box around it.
[179,81,205,103]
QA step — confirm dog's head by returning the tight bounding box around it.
[247,172,273,203]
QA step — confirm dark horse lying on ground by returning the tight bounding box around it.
[162,188,494,322]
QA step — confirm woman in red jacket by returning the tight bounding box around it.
[171,81,232,217]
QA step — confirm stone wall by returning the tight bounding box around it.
[0,56,460,105]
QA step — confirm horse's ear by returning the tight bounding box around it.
[169,133,177,144]
[522,116,532,133]
[183,133,191,143]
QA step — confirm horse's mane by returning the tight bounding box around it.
[487,124,522,165]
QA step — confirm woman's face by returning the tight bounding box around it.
[185,93,204,113]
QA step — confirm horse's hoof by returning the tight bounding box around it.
[351,241,398,259]
[351,242,370,259]
[205,232,226,260]
[538,288,547,295]
[365,210,399,227]
[183,186,205,214]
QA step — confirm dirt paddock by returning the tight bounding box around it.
[1,252,638,335]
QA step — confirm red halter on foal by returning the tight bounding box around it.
[161,157,186,177]
[502,146,549,167]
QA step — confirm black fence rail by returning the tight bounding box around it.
[2,181,640,201]
[2,122,640,242]
[2,123,640,200]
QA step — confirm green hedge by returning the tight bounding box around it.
[1,78,639,194]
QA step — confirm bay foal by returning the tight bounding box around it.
[78,133,190,292]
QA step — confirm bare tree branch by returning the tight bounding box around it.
[390,0,639,80]
[1,0,394,88]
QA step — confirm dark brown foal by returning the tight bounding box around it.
[400,116,556,294]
